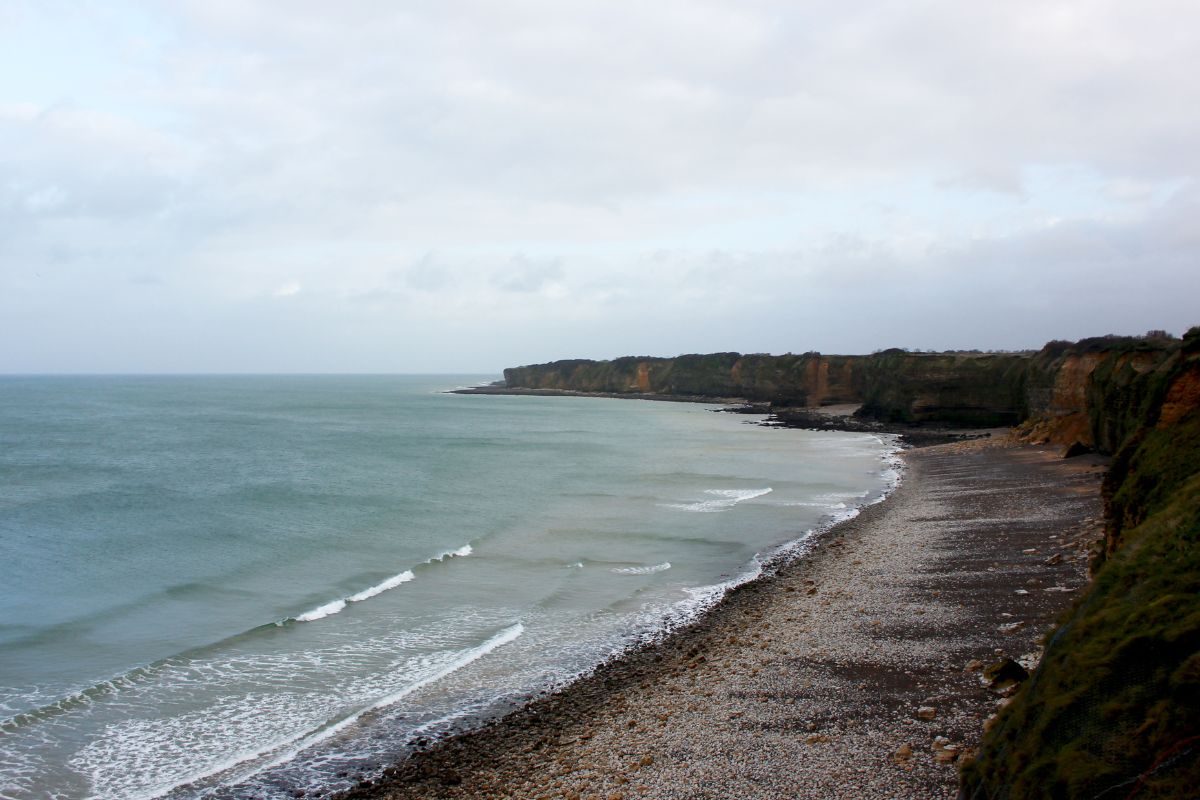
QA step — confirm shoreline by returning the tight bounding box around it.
[335,437,1105,799]
[449,386,749,404]
[451,386,995,448]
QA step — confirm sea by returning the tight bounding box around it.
[0,375,899,799]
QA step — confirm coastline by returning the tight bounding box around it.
[335,437,1105,800]
[451,386,995,448]
[449,386,748,404]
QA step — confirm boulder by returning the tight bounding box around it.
[983,658,1030,693]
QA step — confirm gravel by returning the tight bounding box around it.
[337,438,1105,800]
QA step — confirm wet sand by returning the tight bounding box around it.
[338,438,1105,800]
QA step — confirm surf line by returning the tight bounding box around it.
[153,623,526,800]
[292,542,473,623]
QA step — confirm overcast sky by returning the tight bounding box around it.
[2,1,1198,373]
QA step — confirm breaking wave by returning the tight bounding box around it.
[664,487,772,513]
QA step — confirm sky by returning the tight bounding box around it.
[2,1,1198,373]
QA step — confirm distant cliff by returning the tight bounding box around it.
[504,350,1032,427]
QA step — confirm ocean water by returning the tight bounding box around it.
[0,376,898,799]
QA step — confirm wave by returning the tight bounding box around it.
[611,562,671,575]
[295,600,346,623]
[346,570,415,603]
[243,623,525,785]
[295,567,419,624]
[294,542,472,624]
[664,487,772,513]
[430,543,473,562]
[90,623,527,800]
[637,555,767,640]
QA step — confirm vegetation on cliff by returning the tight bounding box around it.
[504,350,1031,427]
[960,329,1200,798]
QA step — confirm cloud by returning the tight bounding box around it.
[403,252,455,292]
[495,255,564,293]
[1,1,1198,371]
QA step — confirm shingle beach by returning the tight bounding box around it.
[338,437,1105,800]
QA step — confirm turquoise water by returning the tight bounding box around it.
[0,376,897,798]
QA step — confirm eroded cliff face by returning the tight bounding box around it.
[1021,351,1107,447]
[853,350,1029,426]
[505,351,1030,426]
[1020,337,1179,452]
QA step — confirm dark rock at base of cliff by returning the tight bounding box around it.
[1061,441,1092,458]
[760,407,994,448]
[983,658,1030,693]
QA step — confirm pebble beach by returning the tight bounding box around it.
[337,437,1106,800]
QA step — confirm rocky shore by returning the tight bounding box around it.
[337,437,1105,800]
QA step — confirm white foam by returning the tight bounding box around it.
[252,623,525,778]
[664,487,772,513]
[666,556,765,627]
[295,568,418,623]
[346,570,415,603]
[79,624,527,800]
[296,600,346,623]
[430,543,473,562]
[611,562,671,575]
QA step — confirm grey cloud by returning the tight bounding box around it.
[404,252,456,292]
[495,255,564,293]
[2,2,1199,372]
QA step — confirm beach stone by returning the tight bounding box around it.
[933,748,959,764]
[916,706,937,720]
[964,659,984,672]
[984,658,1030,691]
[893,744,913,763]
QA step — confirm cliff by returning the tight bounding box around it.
[504,350,1031,427]
[1020,335,1179,452]
[960,328,1200,798]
